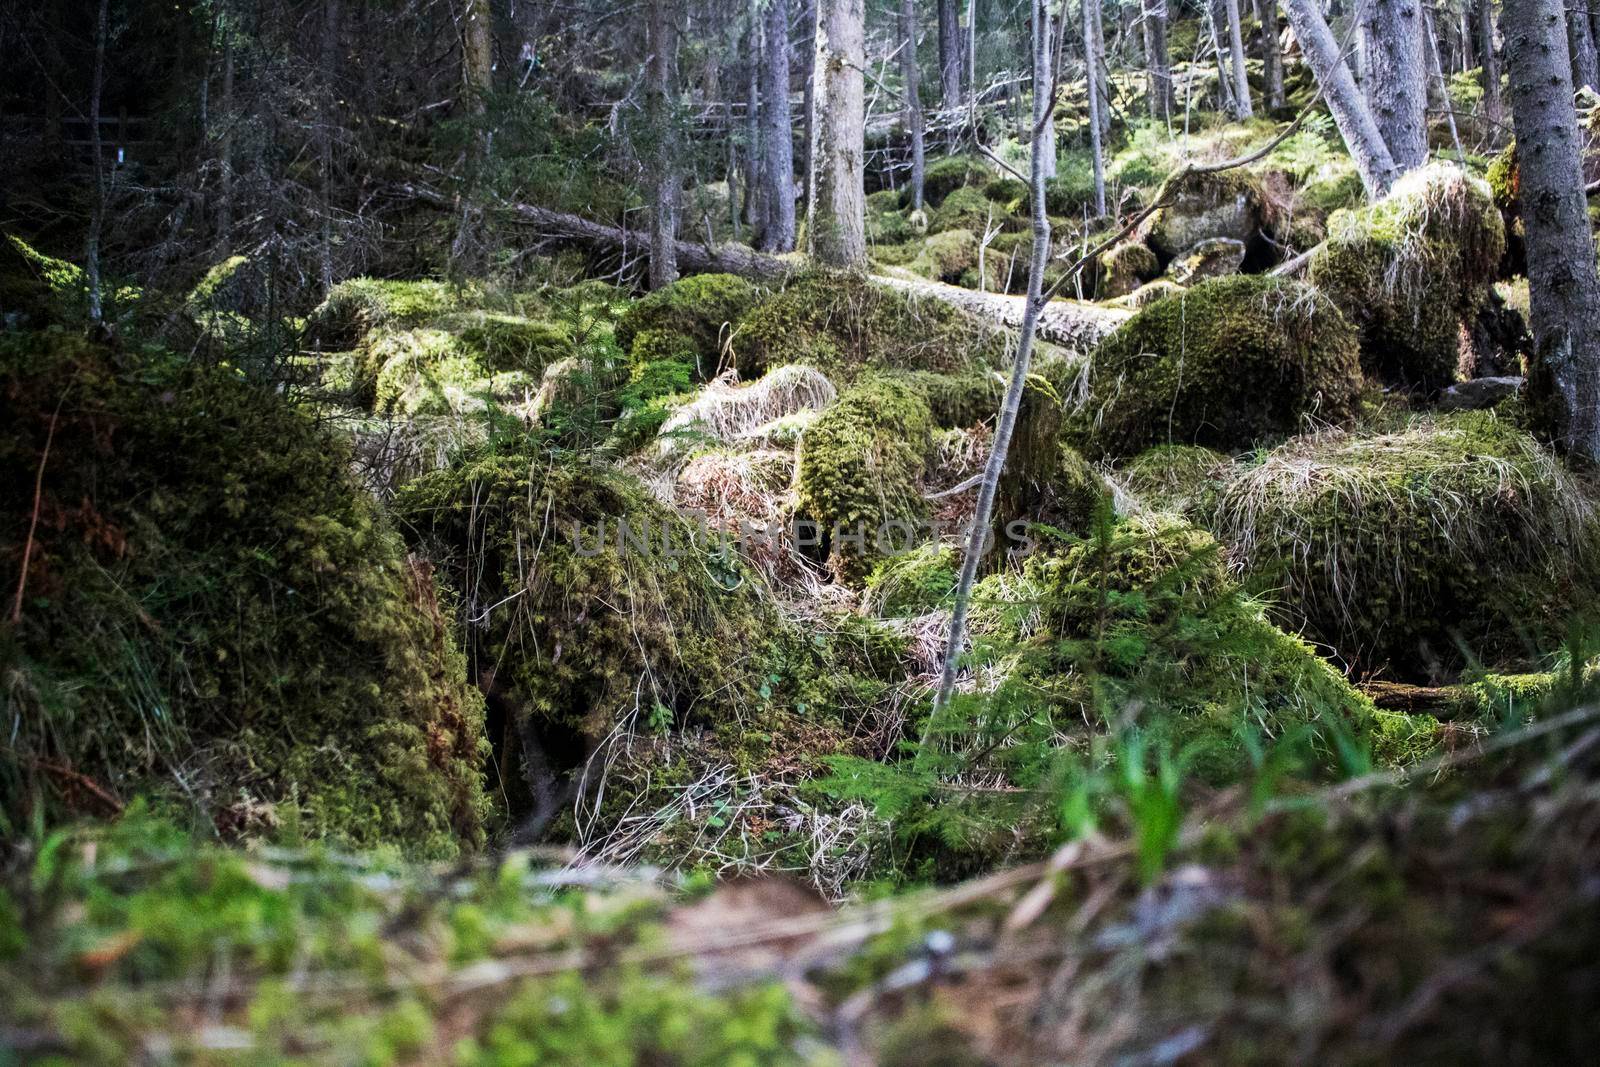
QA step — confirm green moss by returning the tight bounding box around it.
[921,156,994,206]
[1069,274,1363,458]
[980,515,1398,783]
[1309,163,1505,391]
[889,367,1005,428]
[735,271,1007,382]
[795,377,935,583]
[440,310,572,373]
[929,186,999,235]
[366,327,533,416]
[865,542,961,617]
[614,273,759,378]
[983,177,1030,205]
[308,278,463,349]
[1137,169,1270,258]
[998,372,1111,540]
[1099,241,1159,299]
[1209,412,1600,678]
[910,229,980,283]
[1116,444,1230,516]
[0,332,489,856]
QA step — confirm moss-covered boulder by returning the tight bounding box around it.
[1309,163,1505,391]
[441,310,572,373]
[997,371,1112,542]
[735,271,1006,381]
[308,277,464,349]
[976,514,1415,782]
[920,156,994,207]
[795,378,935,583]
[1099,241,1160,299]
[864,542,961,617]
[909,229,981,284]
[1209,412,1600,678]
[0,332,489,855]
[1137,170,1273,260]
[929,186,998,235]
[1115,443,1230,515]
[1069,274,1363,458]
[614,273,759,378]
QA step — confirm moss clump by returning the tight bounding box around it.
[795,378,935,583]
[440,311,572,373]
[308,277,462,349]
[1115,443,1230,515]
[910,229,980,283]
[735,271,1007,382]
[1309,163,1505,391]
[614,273,759,378]
[929,186,998,235]
[1209,412,1600,678]
[921,156,994,206]
[0,332,489,855]
[997,371,1112,541]
[1137,169,1271,259]
[1070,274,1363,458]
[864,542,961,617]
[366,327,535,416]
[1099,241,1159,299]
[889,367,1005,428]
[980,515,1409,782]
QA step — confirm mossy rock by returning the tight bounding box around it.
[864,542,961,617]
[910,229,981,283]
[365,327,533,416]
[1309,163,1505,391]
[795,377,935,583]
[0,332,489,856]
[921,156,994,207]
[0,235,141,332]
[1069,274,1363,458]
[441,311,572,373]
[1116,443,1230,515]
[889,367,1005,428]
[1137,169,1272,260]
[1208,412,1600,679]
[929,186,999,235]
[735,271,1007,382]
[614,273,759,379]
[308,278,462,349]
[978,514,1409,783]
[983,177,1030,206]
[1099,241,1160,299]
[998,370,1112,541]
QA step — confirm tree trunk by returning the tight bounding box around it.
[938,0,963,107]
[809,0,866,268]
[318,0,342,295]
[801,0,818,224]
[762,0,797,250]
[648,0,680,289]
[1082,0,1105,213]
[745,2,764,232]
[1568,0,1600,91]
[216,8,235,253]
[926,0,1059,752]
[1478,0,1504,128]
[1143,0,1173,120]
[1282,0,1401,196]
[462,0,493,108]
[1256,0,1285,109]
[1034,0,1057,181]
[900,0,928,212]
[1362,0,1429,171]
[1089,0,1111,138]
[1223,0,1254,116]
[1503,0,1600,461]
[85,0,110,329]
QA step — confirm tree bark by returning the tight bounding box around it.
[745,2,764,232]
[938,0,963,107]
[1362,0,1429,171]
[216,9,236,252]
[1256,0,1285,109]
[85,0,110,329]
[462,0,493,108]
[1223,0,1255,116]
[1143,0,1173,120]
[761,0,797,250]
[1478,0,1504,128]
[1282,0,1402,196]
[318,0,343,294]
[648,0,680,289]
[809,0,866,268]
[925,0,1060,753]
[1503,0,1600,461]
[1035,0,1057,180]
[1568,0,1600,90]
[1082,0,1106,213]
[899,0,928,212]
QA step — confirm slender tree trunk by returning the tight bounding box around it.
[809,0,866,268]
[1143,0,1173,119]
[1256,0,1285,109]
[1034,0,1057,180]
[216,10,236,252]
[745,1,764,231]
[938,0,963,106]
[1209,0,1239,115]
[1478,0,1503,127]
[1282,0,1401,196]
[761,0,797,249]
[1362,0,1429,171]
[801,0,817,223]
[85,0,111,329]
[1503,0,1600,461]
[1568,0,1600,90]
[648,0,680,288]
[900,0,928,212]
[1423,1,1465,158]
[1459,4,1476,69]
[926,0,1058,753]
[966,0,978,103]
[1222,0,1254,116]
[1083,0,1105,213]
[1089,0,1110,137]
[462,0,492,107]
[318,0,342,294]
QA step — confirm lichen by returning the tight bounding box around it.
[1069,274,1363,458]
[1309,163,1505,391]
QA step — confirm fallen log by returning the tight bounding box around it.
[396,183,1130,349]
[1358,680,1476,719]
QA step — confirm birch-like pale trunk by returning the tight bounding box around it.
[1282,0,1401,196]
[1083,0,1106,213]
[1223,0,1254,116]
[85,0,110,328]
[900,0,927,211]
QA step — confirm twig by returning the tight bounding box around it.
[11,391,68,625]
